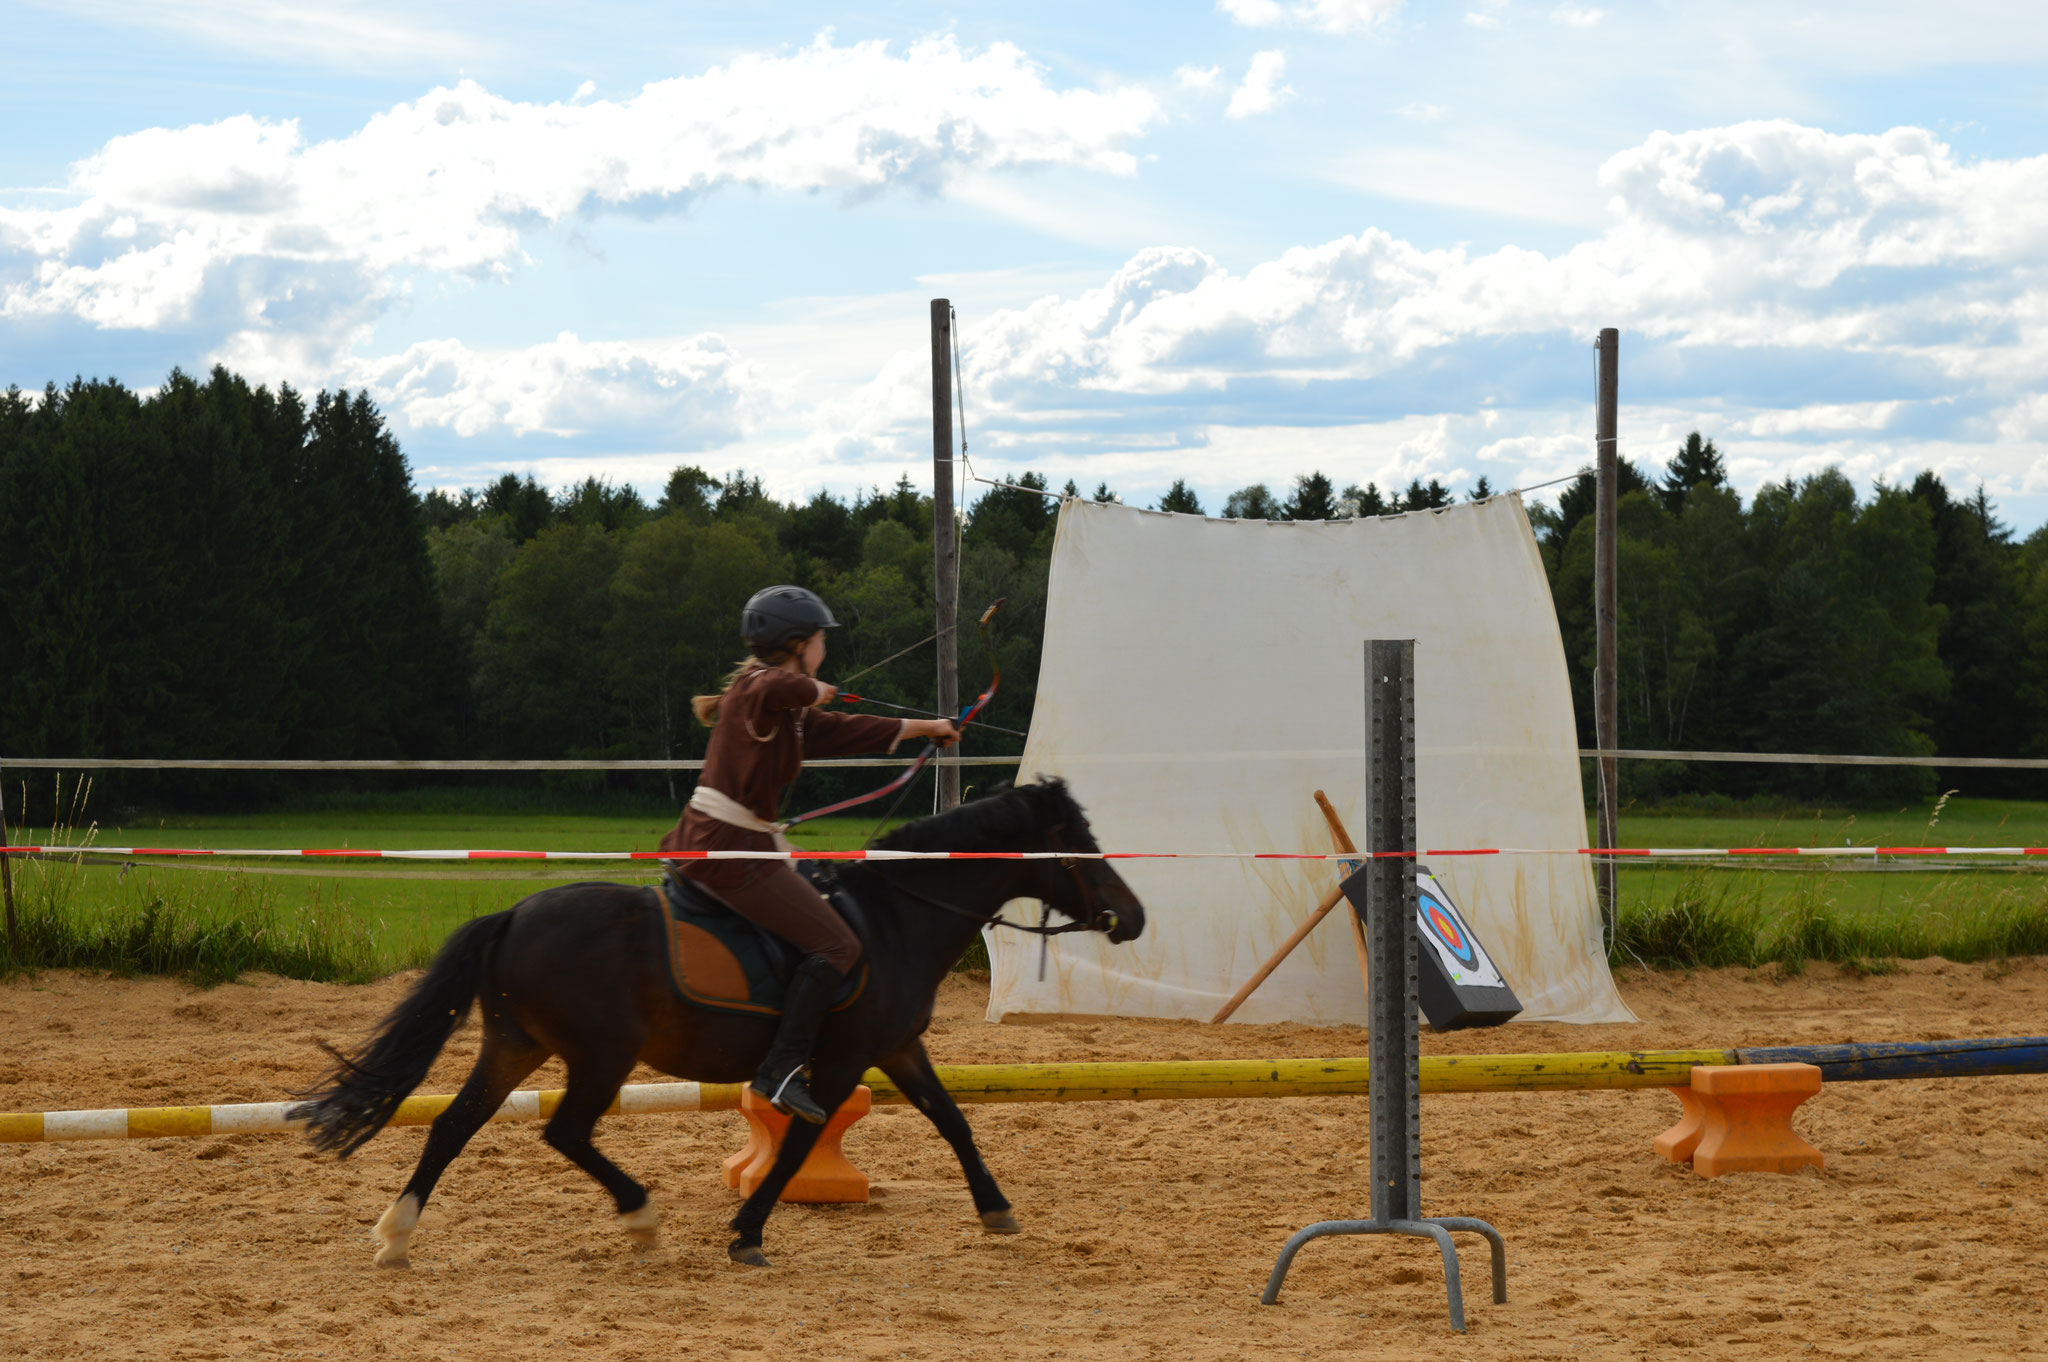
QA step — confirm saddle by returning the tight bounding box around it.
[654,870,869,1017]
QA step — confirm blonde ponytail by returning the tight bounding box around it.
[692,648,798,727]
[693,658,756,727]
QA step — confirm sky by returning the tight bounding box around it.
[4,1,2048,524]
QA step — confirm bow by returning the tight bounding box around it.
[784,597,1006,831]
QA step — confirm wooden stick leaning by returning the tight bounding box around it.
[1313,789,1376,1006]
[1208,790,1372,1024]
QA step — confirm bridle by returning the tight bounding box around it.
[878,824,1123,939]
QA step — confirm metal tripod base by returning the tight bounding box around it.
[1260,1215,1507,1332]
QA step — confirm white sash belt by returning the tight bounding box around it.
[687,784,794,852]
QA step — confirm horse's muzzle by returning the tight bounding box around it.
[1101,892,1146,944]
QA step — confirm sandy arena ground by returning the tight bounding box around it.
[3,957,2045,1360]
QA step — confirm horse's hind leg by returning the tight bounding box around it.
[374,1021,546,1269]
[541,1047,658,1249]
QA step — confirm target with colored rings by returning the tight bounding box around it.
[1419,892,1480,971]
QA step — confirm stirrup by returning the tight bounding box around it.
[756,1066,829,1124]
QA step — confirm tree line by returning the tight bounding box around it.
[0,369,1054,808]
[1538,435,2047,802]
[4,367,2043,808]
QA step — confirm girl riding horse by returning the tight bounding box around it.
[290,590,1145,1268]
[662,585,960,1124]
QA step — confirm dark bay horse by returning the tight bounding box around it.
[290,778,1145,1268]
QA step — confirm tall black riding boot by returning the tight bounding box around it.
[750,955,843,1124]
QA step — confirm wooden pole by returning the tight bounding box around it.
[1313,790,1376,1004]
[1209,881,1351,1024]
[1208,790,1376,1024]
[1594,327,1620,938]
[0,1052,1755,1142]
[930,298,961,811]
[0,762,18,960]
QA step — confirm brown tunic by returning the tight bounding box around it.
[659,664,904,893]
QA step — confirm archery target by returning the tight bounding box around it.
[1415,871,1504,989]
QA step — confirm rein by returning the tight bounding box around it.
[884,877,1100,937]
[874,825,1121,938]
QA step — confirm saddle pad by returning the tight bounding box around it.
[654,882,865,1018]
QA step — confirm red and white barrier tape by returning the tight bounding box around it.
[6,845,2048,862]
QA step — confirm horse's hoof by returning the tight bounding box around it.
[618,1203,659,1251]
[372,1193,419,1269]
[728,1241,771,1268]
[979,1209,1021,1234]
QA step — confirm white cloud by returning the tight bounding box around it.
[959,121,2048,399]
[1176,64,1225,91]
[1737,401,1903,437]
[0,34,1162,379]
[1393,101,1446,121]
[1549,5,1605,26]
[1463,1,1509,29]
[810,120,2048,503]
[1226,52,1296,119]
[346,331,772,446]
[1324,132,1608,225]
[1218,0,1404,33]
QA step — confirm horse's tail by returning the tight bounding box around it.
[289,910,515,1158]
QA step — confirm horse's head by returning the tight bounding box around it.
[875,777,1147,944]
[1002,778,1146,944]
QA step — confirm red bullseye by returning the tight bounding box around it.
[1425,903,1465,951]
[1420,893,1481,972]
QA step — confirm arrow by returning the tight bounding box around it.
[835,693,1027,738]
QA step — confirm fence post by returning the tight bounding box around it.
[931,298,961,812]
[0,761,18,959]
[1594,327,1620,939]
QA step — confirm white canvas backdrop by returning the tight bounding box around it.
[986,495,1633,1026]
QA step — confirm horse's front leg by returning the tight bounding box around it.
[877,1039,1018,1233]
[725,1061,862,1267]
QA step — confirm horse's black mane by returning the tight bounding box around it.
[873,776,1092,853]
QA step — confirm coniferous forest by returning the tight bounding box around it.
[5,368,2046,807]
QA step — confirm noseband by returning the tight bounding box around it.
[1040,824,1122,938]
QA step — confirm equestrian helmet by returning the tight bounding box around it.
[740,585,839,653]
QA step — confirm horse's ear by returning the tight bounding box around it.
[1019,775,1081,824]
[1030,775,1073,806]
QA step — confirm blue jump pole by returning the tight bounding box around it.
[1740,1036,2048,1083]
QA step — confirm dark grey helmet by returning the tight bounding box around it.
[741,585,839,653]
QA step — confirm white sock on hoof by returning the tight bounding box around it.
[618,1203,659,1249]
[372,1193,421,1269]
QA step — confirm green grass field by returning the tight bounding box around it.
[7,792,2048,983]
[1605,794,2048,918]
[1600,795,2048,969]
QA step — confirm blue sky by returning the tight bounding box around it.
[5,1,2048,524]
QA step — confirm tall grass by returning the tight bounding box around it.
[0,854,430,986]
[1612,870,2048,972]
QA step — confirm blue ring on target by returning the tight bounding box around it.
[1419,892,1480,971]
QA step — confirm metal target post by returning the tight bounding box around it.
[1260,640,1506,1332]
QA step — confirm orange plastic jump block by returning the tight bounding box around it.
[1673,1063,1824,1179]
[1652,1084,1708,1163]
[721,1085,871,1203]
